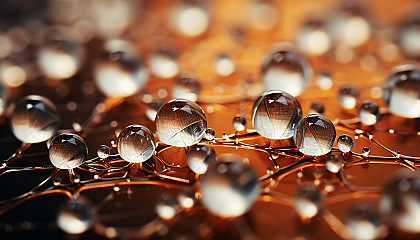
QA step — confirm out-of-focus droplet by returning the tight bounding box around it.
[295,186,322,219]
[117,124,156,163]
[294,114,336,156]
[398,17,420,58]
[171,0,209,37]
[187,143,217,174]
[309,101,325,114]
[325,152,344,173]
[177,189,196,209]
[97,145,110,159]
[199,154,260,218]
[214,54,235,76]
[337,134,354,153]
[359,101,380,125]
[57,197,94,234]
[262,44,312,96]
[316,72,333,90]
[339,85,359,109]
[298,20,331,56]
[204,128,215,141]
[327,4,371,47]
[232,116,247,131]
[383,64,420,118]
[172,74,200,102]
[0,34,13,58]
[346,204,387,240]
[49,133,88,169]
[380,170,420,233]
[252,90,302,139]
[149,49,179,79]
[249,1,277,30]
[156,193,177,220]
[10,95,60,143]
[0,61,26,88]
[155,99,207,147]
[95,40,148,97]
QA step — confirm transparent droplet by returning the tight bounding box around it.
[172,74,200,102]
[337,134,354,153]
[204,128,215,141]
[252,90,302,139]
[187,143,217,174]
[339,85,359,109]
[316,72,333,90]
[145,99,163,121]
[294,186,322,219]
[214,54,235,76]
[177,189,196,209]
[49,133,88,169]
[294,114,336,156]
[97,145,110,159]
[199,154,260,218]
[37,27,83,80]
[117,124,156,163]
[171,0,209,37]
[380,170,420,233]
[346,204,386,240]
[309,101,325,114]
[249,1,277,30]
[156,193,177,220]
[95,40,148,97]
[325,152,344,173]
[57,197,94,234]
[0,60,26,88]
[383,64,420,118]
[155,99,207,147]
[53,176,62,186]
[327,4,371,47]
[297,20,331,56]
[72,173,81,183]
[10,95,60,143]
[149,49,179,79]
[262,44,312,96]
[359,101,380,126]
[398,17,420,58]
[232,116,247,131]
[362,147,370,157]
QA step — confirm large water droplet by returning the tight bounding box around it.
[117,124,156,163]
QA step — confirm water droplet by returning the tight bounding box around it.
[398,17,420,58]
[97,145,110,159]
[156,193,177,220]
[10,95,60,143]
[177,189,196,209]
[155,99,207,147]
[49,133,88,169]
[298,20,331,56]
[380,170,420,233]
[117,125,156,163]
[72,174,81,183]
[325,152,344,173]
[309,101,325,114]
[339,85,359,109]
[294,114,336,156]
[249,1,277,30]
[149,49,178,79]
[199,154,260,218]
[53,176,62,186]
[346,204,385,240]
[37,27,83,79]
[204,128,215,141]
[187,143,217,174]
[316,72,333,90]
[0,61,26,88]
[57,197,94,234]
[337,134,354,153]
[252,90,302,139]
[262,44,312,96]
[172,73,200,102]
[359,101,380,125]
[94,40,148,97]
[214,54,235,76]
[171,0,209,37]
[362,147,370,157]
[294,186,321,219]
[232,116,247,131]
[383,64,420,118]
